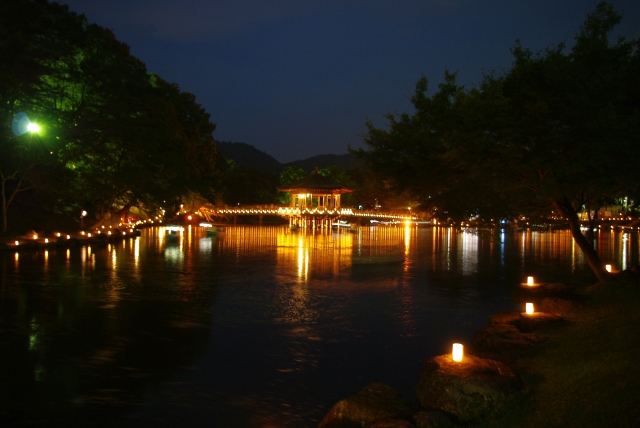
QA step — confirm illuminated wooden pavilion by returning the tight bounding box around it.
[277,168,354,228]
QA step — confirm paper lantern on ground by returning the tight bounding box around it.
[527,276,534,286]
[605,264,612,272]
[526,303,534,315]
[452,343,464,362]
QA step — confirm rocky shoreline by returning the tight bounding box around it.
[0,228,141,252]
[317,277,626,428]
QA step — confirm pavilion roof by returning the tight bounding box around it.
[277,169,354,194]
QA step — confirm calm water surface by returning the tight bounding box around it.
[1,226,638,427]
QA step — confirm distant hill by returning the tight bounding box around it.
[216,141,361,173]
[284,153,360,171]
[216,141,282,173]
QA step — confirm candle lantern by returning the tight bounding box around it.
[526,303,534,315]
[452,343,464,362]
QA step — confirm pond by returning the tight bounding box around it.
[0,225,637,427]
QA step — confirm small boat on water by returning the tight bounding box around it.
[166,225,184,235]
[200,222,224,236]
[332,220,351,229]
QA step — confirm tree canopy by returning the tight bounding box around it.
[0,0,221,232]
[354,2,640,282]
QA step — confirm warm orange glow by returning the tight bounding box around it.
[14,240,19,246]
[605,264,612,272]
[527,276,534,286]
[44,238,49,243]
[452,343,464,362]
[33,234,37,239]
[526,303,534,315]
[66,235,70,239]
[87,233,91,237]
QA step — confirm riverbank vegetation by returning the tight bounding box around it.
[1,0,222,235]
[474,278,640,427]
[353,2,640,282]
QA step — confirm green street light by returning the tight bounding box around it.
[27,122,41,133]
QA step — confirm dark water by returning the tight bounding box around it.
[0,226,637,427]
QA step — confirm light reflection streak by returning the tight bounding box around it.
[461,231,478,276]
[404,225,411,256]
[134,238,140,265]
[622,233,628,271]
[521,231,526,267]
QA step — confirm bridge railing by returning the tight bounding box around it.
[200,205,415,220]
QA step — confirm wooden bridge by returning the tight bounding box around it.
[198,205,417,227]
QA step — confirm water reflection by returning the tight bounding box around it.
[0,226,638,427]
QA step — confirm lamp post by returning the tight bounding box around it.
[27,122,41,133]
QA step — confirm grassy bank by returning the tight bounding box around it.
[476,280,640,427]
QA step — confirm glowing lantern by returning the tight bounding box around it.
[527,276,534,286]
[526,303,534,315]
[15,240,19,246]
[45,238,49,243]
[87,233,92,238]
[33,234,37,239]
[605,264,612,272]
[66,235,70,239]
[452,343,464,362]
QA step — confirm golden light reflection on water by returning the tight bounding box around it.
[95,226,640,285]
[461,231,478,275]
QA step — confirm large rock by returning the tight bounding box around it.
[511,282,579,302]
[538,296,583,315]
[368,420,416,428]
[413,410,454,427]
[488,310,521,326]
[518,312,563,332]
[319,382,416,428]
[472,323,545,354]
[415,354,521,422]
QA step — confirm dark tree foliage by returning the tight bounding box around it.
[220,160,279,206]
[354,2,640,283]
[0,0,221,232]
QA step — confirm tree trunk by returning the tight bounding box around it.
[552,198,614,285]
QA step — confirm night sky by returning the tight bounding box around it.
[60,0,640,163]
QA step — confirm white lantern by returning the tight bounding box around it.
[452,343,464,362]
[526,303,534,315]
[527,276,534,286]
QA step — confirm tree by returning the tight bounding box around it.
[1,0,222,231]
[0,0,79,232]
[277,166,307,204]
[354,2,640,283]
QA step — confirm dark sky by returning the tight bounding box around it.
[60,0,640,163]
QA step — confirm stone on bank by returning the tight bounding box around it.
[415,354,522,422]
[318,382,416,428]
